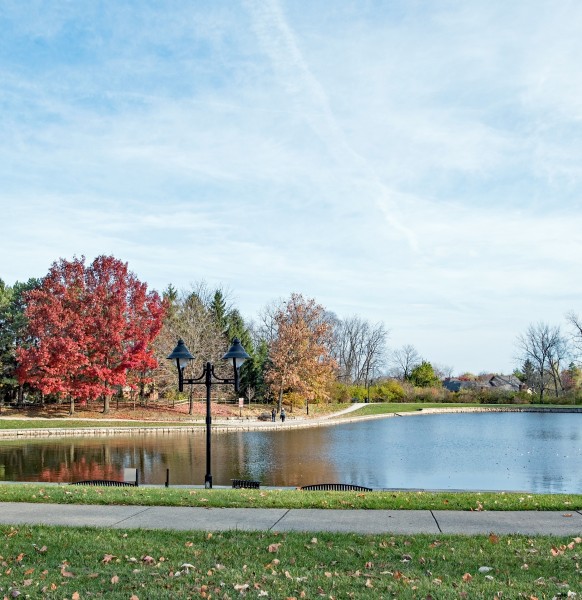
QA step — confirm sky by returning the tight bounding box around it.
[1,1,582,376]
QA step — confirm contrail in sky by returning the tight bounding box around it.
[243,0,419,251]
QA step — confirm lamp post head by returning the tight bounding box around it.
[167,339,195,372]
[222,338,251,369]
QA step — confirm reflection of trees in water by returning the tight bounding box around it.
[0,430,340,487]
[0,435,196,484]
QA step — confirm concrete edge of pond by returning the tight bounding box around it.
[1,405,581,439]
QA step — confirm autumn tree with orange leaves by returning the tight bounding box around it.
[265,293,336,412]
[17,256,166,414]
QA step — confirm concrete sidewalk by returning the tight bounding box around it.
[1,502,581,535]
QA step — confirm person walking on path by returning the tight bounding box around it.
[271,408,276,422]
[280,408,286,423]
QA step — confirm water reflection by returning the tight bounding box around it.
[0,412,581,493]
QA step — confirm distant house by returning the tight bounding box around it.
[488,375,522,391]
[443,375,522,393]
[442,379,477,392]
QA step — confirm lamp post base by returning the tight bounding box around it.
[205,475,212,489]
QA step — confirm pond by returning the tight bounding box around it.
[1,411,581,493]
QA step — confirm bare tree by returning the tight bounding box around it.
[255,298,283,345]
[433,363,454,380]
[332,316,388,386]
[566,312,582,359]
[389,344,422,381]
[515,322,569,401]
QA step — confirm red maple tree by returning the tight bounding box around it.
[17,256,166,413]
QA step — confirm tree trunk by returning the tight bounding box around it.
[69,395,75,416]
[103,394,111,414]
[277,386,283,413]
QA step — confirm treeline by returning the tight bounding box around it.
[0,256,390,412]
[2,255,582,412]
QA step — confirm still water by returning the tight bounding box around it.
[1,412,581,493]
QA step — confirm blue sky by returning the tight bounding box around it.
[1,1,581,375]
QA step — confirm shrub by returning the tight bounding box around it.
[412,386,448,403]
[370,380,406,402]
[328,382,352,404]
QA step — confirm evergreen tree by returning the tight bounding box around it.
[0,278,40,403]
[210,289,229,336]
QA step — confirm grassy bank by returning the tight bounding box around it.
[345,402,479,416]
[1,402,577,430]
[1,484,581,511]
[346,402,582,417]
[1,524,580,599]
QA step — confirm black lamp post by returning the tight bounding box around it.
[167,337,250,488]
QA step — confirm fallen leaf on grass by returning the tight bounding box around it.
[111,575,119,584]
[268,543,281,553]
[72,592,80,600]
[102,554,116,563]
[60,565,74,578]
[462,573,472,582]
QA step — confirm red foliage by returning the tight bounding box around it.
[17,256,166,404]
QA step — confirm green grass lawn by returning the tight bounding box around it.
[345,402,582,417]
[344,402,474,416]
[1,484,581,512]
[1,525,580,599]
[1,484,581,597]
[1,402,578,429]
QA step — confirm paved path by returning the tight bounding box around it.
[1,503,581,535]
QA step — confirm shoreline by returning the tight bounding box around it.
[1,404,581,438]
